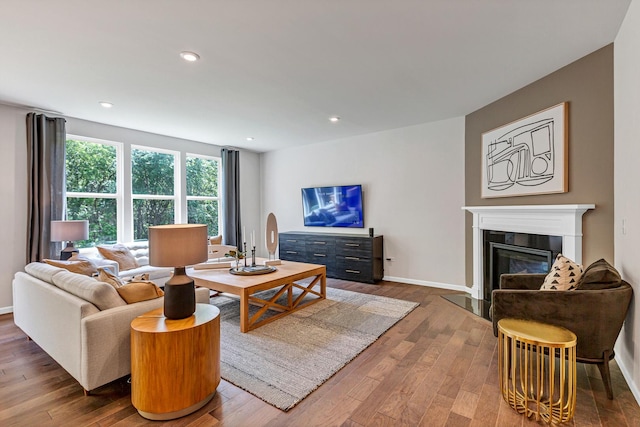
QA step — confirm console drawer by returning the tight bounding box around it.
[336,256,373,282]
[336,237,372,258]
[279,248,306,262]
[306,236,335,254]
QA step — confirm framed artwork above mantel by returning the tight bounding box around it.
[481,102,568,198]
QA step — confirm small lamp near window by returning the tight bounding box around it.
[149,224,208,319]
[50,220,89,260]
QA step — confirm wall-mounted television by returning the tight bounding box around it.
[301,185,364,228]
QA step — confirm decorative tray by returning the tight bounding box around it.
[229,265,277,276]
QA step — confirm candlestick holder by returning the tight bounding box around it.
[251,247,256,267]
[244,242,248,267]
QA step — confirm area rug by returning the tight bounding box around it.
[210,287,419,411]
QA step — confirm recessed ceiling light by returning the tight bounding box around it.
[99,101,113,108]
[329,116,340,122]
[246,137,255,141]
[180,51,200,62]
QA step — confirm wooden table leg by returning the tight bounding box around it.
[240,289,249,333]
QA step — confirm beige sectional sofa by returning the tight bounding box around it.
[12,262,210,394]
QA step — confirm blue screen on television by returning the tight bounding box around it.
[301,185,364,228]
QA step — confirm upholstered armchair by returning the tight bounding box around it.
[491,267,633,400]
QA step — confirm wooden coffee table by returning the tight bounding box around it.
[189,259,326,332]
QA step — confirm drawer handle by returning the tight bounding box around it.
[346,269,361,274]
[345,243,360,247]
[345,256,360,260]
[313,253,327,257]
[286,251,298,254]
[312,241,326,245]
[286,239,297,243]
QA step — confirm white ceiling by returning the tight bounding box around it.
[0,1,631,152]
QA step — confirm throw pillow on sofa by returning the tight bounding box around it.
[97,244,139,272]
[95,267,163,304]
[577,259,622,290]
[44,258,98,276]
[540,254,583,291]
[117,280,164,304]
[97,267,125,288]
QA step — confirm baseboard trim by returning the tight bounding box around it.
[0,306,13,315]
[382,276,469,293]
[615,355,640,406]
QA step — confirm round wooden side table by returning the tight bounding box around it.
[131,303,220,420]
[498,318,577,424]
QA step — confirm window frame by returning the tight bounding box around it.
[65,135,124,244]
[64,136,221,246]
[130,145,180,240]
[186,152,222,236]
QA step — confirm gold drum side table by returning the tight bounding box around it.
[498,318,577,424]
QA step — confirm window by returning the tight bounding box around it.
[131,147,176,241]
[64,137,221,246]
[65,138,120,247]
[186,154,220,236]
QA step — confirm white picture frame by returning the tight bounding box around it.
[481,102,568,198]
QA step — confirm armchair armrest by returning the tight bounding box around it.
[499,273,546,290]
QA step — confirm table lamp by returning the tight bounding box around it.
[149,224,208,319]
[50,220,89,260]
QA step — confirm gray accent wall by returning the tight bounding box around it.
[464,44,615,287]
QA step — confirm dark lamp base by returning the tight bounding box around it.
[60,248,79,260]
[163,267,196,319]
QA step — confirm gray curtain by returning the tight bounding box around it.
[221,148,242,247]
[26,113,66,262]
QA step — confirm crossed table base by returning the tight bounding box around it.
[189,259,326,332]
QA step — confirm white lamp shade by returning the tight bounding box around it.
[149,224,209,267]
[50,220,89,242]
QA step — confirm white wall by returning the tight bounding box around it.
[614,0,640,404]
[0,107,261,313]
[0,104,29,314]
[260,117,467,289]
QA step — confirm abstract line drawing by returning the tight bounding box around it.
[481,103,568,198]
[486,118,555,190]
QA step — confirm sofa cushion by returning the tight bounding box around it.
[116,280,164,304]
[540,254,583,291]
[97,244,139,272]
[43,258,98,276]
[577,259,622,290]
[51,270,126,310]
[24,262,66,283]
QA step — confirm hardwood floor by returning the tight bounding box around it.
[1,279,639,426]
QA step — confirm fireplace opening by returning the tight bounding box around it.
[488,243,552,301]
[483,230,562,301]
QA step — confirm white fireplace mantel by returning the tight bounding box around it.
[462,204,595,299]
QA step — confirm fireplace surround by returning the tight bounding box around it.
[463,205,595,300]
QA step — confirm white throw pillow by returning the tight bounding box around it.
[540,254,583,291]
